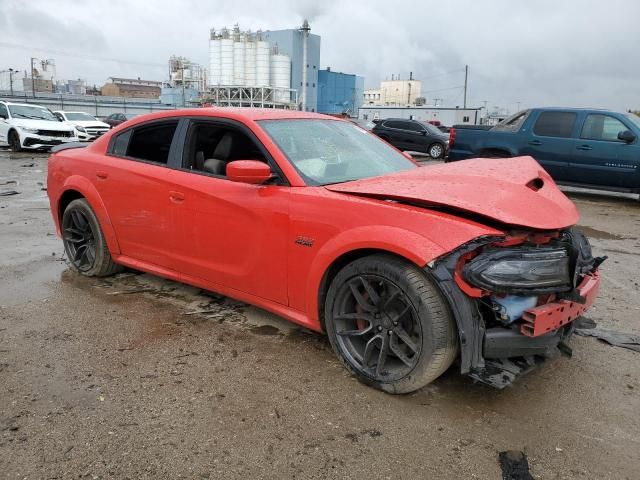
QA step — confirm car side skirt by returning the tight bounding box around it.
[112,254,318,332]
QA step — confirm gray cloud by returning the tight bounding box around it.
[2,0,638,111]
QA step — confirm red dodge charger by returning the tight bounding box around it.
[47,109,603,393]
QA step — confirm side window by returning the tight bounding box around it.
[403,122,424,132]
[123,121,178,164]
[183,121,268,176]
[384,120,405,130]
[111,130,132,156]
[533,111,577,138]
[0,104,8,119]
[581,114,628,142]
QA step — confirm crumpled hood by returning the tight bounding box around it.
[11,119,74,131]
[325,156,579,230]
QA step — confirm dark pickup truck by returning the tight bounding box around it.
[447,108,640,194]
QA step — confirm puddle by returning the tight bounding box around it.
[250,325,281,336]
[0,258,66,306]
[576,225,627,241]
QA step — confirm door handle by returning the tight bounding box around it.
[96,171,108,179]
[528,140,542,146]
[576,145,592,151]
[169,191,185,203]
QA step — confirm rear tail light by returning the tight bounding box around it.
[449,127,456,147]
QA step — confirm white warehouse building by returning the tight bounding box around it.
[358,106,483,127]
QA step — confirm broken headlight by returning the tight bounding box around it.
[462,247,571,294]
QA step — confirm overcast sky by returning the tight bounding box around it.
[2,0,639,112]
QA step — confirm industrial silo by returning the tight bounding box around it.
[208,30,221,86]
[244,36,256,87]
[270,52,291,103]
[233,29,245,85]
[219,29,234,85]
[255,37,270,87]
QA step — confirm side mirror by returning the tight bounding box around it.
[618,130,637,143]
[226,160,273,184]
[0,113,6,120]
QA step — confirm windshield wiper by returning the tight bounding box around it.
[11,113,34,119]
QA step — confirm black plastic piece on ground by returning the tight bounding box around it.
[498,450,534,480]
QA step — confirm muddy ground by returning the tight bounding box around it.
[1,149,638,479]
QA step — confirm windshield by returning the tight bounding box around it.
[65,112,97,121]
[8,104,58,121]
[624,113,640,129]
[259,119,417,186]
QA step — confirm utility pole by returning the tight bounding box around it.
[463,64,468,109]
[30,57,36,98]
[9,68,14,96]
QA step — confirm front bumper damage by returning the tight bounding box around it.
[429,228,604,389]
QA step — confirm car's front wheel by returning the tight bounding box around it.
[428,142,445,159]
[8,130,22,152]
[62,198,123,277]
[324,254,458,394]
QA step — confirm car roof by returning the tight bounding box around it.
[116,108,340,128]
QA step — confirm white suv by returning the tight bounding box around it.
[53,111,110,141]
[0,101,78,151]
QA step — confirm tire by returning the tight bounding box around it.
[324,254,458,394]
[61,198,123,277]
[8,130,22,152]
[428,143,445,159]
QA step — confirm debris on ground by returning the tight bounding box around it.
[498,450,535,480]
[20,163,36,167]
[0,190,20,196]
[0,180,18,186]
[575,328,640,353]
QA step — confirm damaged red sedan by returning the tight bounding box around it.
[47,109,603,393]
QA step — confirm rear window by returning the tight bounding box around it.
[111,121,178,164]
[533,111,577,138]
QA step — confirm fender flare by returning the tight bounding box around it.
[304,225,447,329]
[59,175,121,255]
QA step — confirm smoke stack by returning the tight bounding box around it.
[299,19,311,111]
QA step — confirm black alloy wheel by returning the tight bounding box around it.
[63,207,97,272]
[332,274,422,381]
[61,199,122,277]
[325,254,458,394]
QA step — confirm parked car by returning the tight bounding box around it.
[0,101,78,151]
[53,111,110,141]
[372,118,449,158]
[47,109,602,393]
[104,113,138,128]
[448,108,640,194]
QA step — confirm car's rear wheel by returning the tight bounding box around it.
[62,199,122,277]
[428,142,445,159]
[8,130,22,152]
[324,254,458,394]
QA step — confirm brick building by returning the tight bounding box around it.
[100,77,162,98]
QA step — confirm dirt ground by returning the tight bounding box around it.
[1,149,639,479]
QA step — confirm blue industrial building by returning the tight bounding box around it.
[317,69,364,116]
[264,27,321,112]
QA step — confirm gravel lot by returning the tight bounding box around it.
[1,149,639,479]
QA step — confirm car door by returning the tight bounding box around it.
[401,121,429,153]
[381,120,412,150]
[95,118,183,269]
[570,113,640,189]
[165,119,290,305]
[520,110,577,180]
[0,103,10,144]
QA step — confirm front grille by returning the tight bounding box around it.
[36,130,73,138]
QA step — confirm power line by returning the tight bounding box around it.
[421,85,465,94]
[0,41,166,68]
[419,67,466,81]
